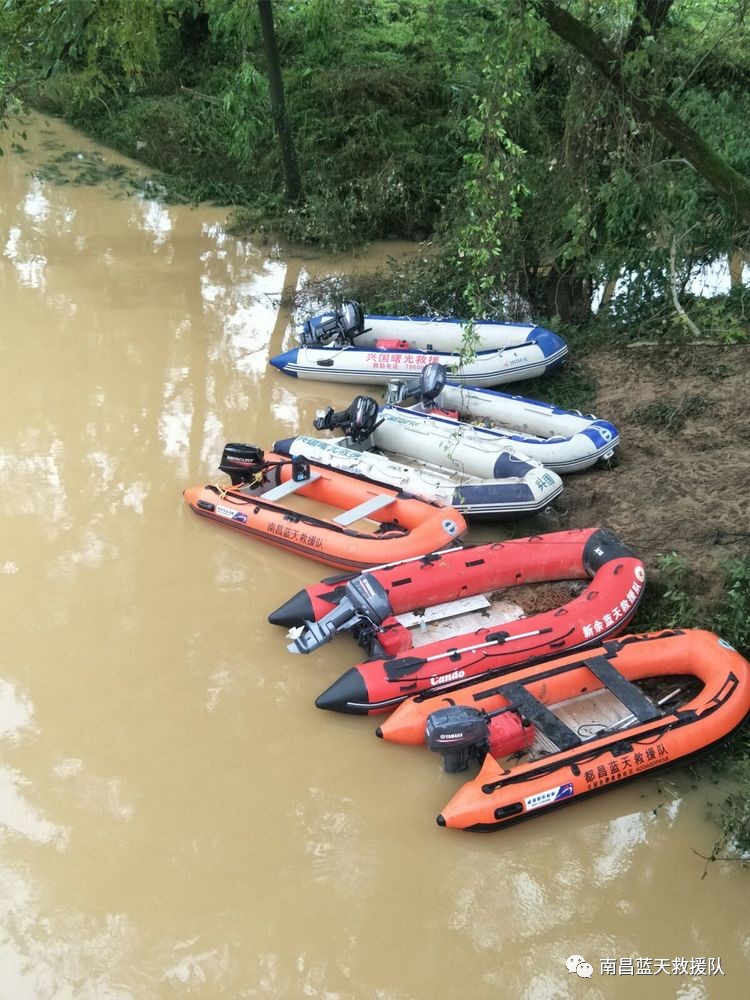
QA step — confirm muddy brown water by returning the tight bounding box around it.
[0,114,747,999]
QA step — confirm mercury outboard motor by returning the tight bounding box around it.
[383,362,448,407]
[298,300,366,346]
[313,394,382,443]
[287,574,393,653]
[425,705,535,772]
[219,443,267,485]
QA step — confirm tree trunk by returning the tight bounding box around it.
[526,266,593,324]
[729,250,746,288]
[533,1,750,223]
[597,275,619,314]
[257,0,303,204]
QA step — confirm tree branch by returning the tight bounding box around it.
[623,0,675,53]
[669,233,701,337]
[532,1,750,222]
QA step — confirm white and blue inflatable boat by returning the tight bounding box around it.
[273,435,562,522]
[273,395,564,521]
[383,366,620,473]
[269,301,568,388]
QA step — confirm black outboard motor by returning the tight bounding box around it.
[313,394,382,443]
[298,300,366,346]
[287,574,393,653]
[425,706,492,772]
[383,362,448,408]
[338,300,365,340]
[426,704,534,772]
[219,443,266,485]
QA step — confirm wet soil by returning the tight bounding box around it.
[552,341,750,606]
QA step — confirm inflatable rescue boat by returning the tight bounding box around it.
[269,300,568,388]
[301,527,645,713]
[284,386,562,520]
[273,434,560,521]
[420,629,750,831]
[384,364,619,473]
[183,444,467,572]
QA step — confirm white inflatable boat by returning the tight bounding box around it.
[275,394,563,520]
[269,301,568,387]
[272,434,562,521]
[385,383,620,473]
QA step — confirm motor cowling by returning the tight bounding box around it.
[383,362,448,407]
[298,300,365,346]
[287,574,393,653]
[219,443,266,485]
[338,300,365,340]
[425,705,534,772]
[313,395,381,442]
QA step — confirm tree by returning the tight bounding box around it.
[455,1,750,325]
[531,0,750,223]
[256,0,302,204]
[0,0,163,101]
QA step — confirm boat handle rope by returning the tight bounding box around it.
[481,720,680,793]
[209,457,297,500]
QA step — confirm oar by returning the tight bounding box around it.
[601,688,682,734]
[384,627,555,681]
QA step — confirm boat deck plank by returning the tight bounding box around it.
[262,473,321,501]
[332,493,395,526]
[526,689,631,758]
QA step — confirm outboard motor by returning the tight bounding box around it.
[298,300,366,346]
[219,443,266,485]
[383,362,448,408]
[425,705,534,772]
[313,394,382,443]
[287,574,393,653]
[338,300,365,340]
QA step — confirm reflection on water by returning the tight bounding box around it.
[0,113,748,999]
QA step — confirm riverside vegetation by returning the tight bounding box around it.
[2,0,749,855]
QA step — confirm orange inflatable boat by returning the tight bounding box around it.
[414,629,750,831]
[183,443,467,571]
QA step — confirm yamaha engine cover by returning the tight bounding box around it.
[298,300,365,346]
[425,705,490,772]
[312,395,381,442]
[338,300,365,341]
[383,363,448,408]
[417,362,448,404]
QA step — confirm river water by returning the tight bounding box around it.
[0,114,747,1000]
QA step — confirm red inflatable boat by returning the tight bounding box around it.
[309,527,646,713]
[271,527,633,627]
